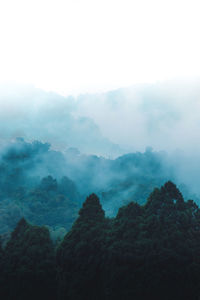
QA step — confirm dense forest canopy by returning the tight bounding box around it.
[1,182,200,299]
[1,84,200,299]
[0,137,198,240]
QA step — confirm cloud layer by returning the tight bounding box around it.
[74,79,200,153]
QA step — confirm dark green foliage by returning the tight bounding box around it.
[78,193,105,223]
[0,237,4,299]
[103,182,200,299]
[3,218,56,300]
[57,183,200,300]
[2,168,200,299]
[57,194,107,300]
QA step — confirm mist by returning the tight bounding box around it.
[0,83,122,157]
[2,79,200,153]
[74,78,200,152]
[0,79,200,235]
[72,79,200,197]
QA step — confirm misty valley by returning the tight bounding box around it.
[0,138,200,299]
[1,0,200,296]
[0,138,197,239]
[1,83,200,299]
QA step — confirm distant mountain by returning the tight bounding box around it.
[0,84,122,157]
[0,138,198,238]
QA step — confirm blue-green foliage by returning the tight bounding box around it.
[0,138,197,238]
[0,139,79,235]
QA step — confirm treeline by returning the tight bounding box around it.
[0,139,80,236]
[0,138,188,236]
[1,182,200,299]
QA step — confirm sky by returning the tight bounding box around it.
[0,0,200,96]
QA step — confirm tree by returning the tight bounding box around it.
[57,194,106,300]
[4,218,56,300]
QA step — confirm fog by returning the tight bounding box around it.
[0,80,200,234]
[74,78,200,153]
[2,79,200,155]
[0,83,121,157]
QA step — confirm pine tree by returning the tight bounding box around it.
[4,218,56,300]
[57,194,106,300]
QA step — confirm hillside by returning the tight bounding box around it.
[0,138,197,239]
[1,182,200,299]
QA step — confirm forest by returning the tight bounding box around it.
[1,1,200,298]
[1,181,200,299]
[0,126,200,300]
[0,138,197,242]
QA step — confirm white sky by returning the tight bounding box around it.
[0,0,200,96]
